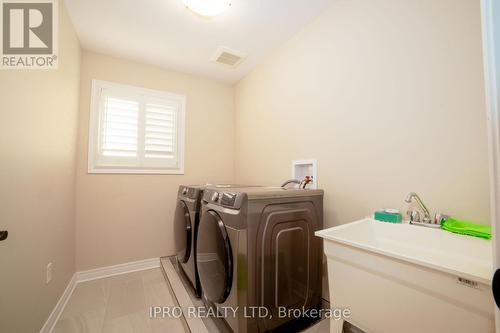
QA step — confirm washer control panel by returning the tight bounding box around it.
[220,192,236,206]
[211,191,220,202]
[203,189,243,209]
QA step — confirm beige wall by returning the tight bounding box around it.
[75,52,235,270]
[0,3,81,332]
[0,0,492,329]
[235,0,490,226]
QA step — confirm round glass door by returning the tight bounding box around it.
[196,210,233,303]
[174,200,191,263]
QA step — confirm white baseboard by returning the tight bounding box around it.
[39,273,77,333]
[40,257,160,333]
[76,257,160,283]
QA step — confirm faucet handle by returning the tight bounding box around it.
[407,210,420,223]
[434,213,449,225]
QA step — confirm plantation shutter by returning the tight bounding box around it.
[90,81,185,173]
[144,100,177,159]
[101,96,139,157]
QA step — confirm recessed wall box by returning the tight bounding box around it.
[292,159,317,189]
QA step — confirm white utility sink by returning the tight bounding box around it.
[316,218,495,333]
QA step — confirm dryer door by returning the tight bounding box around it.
[197,210,233,304]
[174,200,191,264]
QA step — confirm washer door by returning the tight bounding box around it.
[174,200,191,264]
[196,210,233,304]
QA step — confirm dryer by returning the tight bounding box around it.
[196,186,324,333]
[174,185,203,297]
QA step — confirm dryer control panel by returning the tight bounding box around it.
[179,186,201,200]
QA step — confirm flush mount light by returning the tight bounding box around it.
[183,0,231,17]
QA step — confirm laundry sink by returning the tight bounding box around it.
[315,218,494,333]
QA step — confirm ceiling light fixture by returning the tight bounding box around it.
[182,0,231,17]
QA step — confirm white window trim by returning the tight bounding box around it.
[88,79,186,175]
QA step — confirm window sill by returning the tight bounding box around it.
[88,167,184,175]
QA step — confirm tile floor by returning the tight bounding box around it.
[52,264,333,333]
[53,268,188,333]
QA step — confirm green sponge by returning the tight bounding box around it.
[374,210,402,223]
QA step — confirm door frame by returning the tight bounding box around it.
[481,0,500,332]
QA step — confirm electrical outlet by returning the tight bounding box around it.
[46,262,53,284]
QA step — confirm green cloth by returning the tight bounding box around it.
[441,217,491,239]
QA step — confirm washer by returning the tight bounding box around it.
[196,186,324,333]
[174,184,259,298]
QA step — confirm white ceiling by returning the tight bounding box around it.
[64,0,335,83]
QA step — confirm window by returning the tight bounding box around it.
[88,80,185,174]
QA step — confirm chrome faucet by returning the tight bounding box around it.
[405,192,431,223]
[404,192,447,228]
